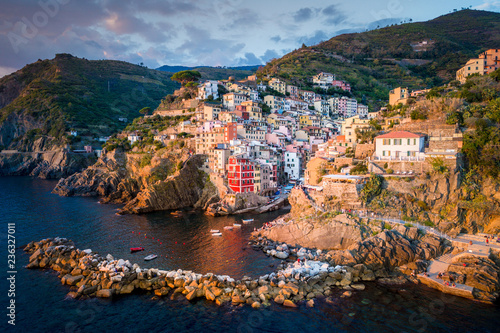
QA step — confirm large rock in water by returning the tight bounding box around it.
[257,214,365,250]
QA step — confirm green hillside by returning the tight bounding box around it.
[157,65,258,81]
[258,9,500,109]
[0,54,179,150]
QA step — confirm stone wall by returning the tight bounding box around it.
[369,158,458,175]
[355,143,374,159]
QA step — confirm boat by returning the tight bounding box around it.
[211,232,222,236]
[171,210,182,216]
[210,229,220,233]
[130,247,145,253]
[223,226,234,230]
[233,223,242,228]
[144,254,158,261]
[242,219,254,224]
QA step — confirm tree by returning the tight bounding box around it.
[171,70,202,86]
[139,107,151,116]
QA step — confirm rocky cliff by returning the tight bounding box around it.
[53,149,218,214]
[0,149,94,179]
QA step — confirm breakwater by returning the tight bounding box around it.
[24,237,383,308]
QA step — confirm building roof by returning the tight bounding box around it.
[375,131,424,139]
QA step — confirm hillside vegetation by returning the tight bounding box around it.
[258,10,500,110]
[0,54,179,151]
[157,65,259,81]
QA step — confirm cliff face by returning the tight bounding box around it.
[53,150,218,214]
[0,149,94,179]
[118,156,216,214]
[373,171,500,234]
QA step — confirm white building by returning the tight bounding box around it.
[374,131,425,159]
[357,104,369,117]
[128,134,141,144]
[284,151,302,180]
[312,72,334,89]
[314,100,331,116]
[197,80,219,100]
[223,93,248,111]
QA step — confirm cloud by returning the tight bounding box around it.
[260,49,280,63]
[237,52,262,65]
[298,30,330,47]
[294,8,313,22]
[175,25,245,65]
[322,4,347,25]
[473,1,500,10]
[270,35,281,43]
[0,66,18,78]
[366,18,405,30]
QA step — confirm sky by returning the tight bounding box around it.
[0,0,499,78]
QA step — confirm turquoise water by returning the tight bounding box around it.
[0,176,499,333]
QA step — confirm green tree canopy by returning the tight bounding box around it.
[139,107,151,116]
[170,70,202,86]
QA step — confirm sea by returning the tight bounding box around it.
[0,176,499,333]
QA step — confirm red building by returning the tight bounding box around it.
[227,155,254,193]
[224,122,237,143]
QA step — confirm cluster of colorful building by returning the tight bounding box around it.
[126,68,466,195]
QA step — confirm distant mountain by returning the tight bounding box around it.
[0,54,179,151]
[258,9,500,109]
[157,64,261,80]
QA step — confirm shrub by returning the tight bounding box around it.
[139,154,153,168]
[386,168,394,174]
[360,173,383,203]
[417,200,430,211]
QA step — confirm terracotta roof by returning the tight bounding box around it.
[375,131,424,139]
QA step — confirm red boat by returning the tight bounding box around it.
[130,247,145,253]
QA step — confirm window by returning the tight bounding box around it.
[383,151,385,156]
[407,151,410,156]
[407,139,410,145]
[413,138,416,145]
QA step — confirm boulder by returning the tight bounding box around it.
[351,284,365,291]
[274,294,285,304]
[275,251,289,259]
[96,289,114,298]
[283,300,297,308]
[120,284,135,294]
[64,275,84,286]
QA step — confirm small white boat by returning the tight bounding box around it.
[212,232,222,236]
[144,254,158,261]
[242,219,254,224]
[233,223,242,228]
[210,229,220,233]
[223,226,234,230]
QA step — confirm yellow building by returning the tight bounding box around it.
[299,114,320,129]
[389,87,408,106]
[268,78,287,94]
[241,100,262,120]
